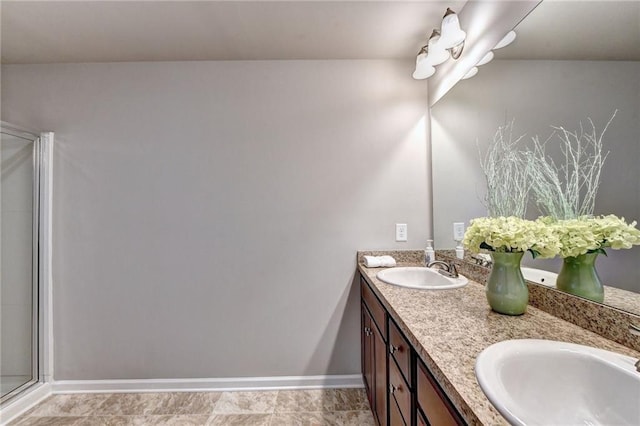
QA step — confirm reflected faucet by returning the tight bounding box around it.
[630,324,640,372]
[427,260,459,278]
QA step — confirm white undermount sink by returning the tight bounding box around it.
[475,339,640,426]
[521,267,558,287]
[376,267,468,290]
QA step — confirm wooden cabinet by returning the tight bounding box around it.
[417,359,464,426]
[361,278,387,426]
[388,319,411,384]
[389,389,407,426]
[388,318,412,425]
[373,324,387,425]
[417,410,428,426]
[362,305,374,396]
[361,275,466,426]
[389,354,411,425]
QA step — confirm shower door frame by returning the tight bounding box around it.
[0,122,53,416]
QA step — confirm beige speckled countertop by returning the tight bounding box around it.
[358,259,640,426]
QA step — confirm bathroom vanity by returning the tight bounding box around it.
[357,251,640,425]
[361,275,463,425]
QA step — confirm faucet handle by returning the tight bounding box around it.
[448,262,458,277]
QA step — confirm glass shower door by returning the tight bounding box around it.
[0,129,39,401]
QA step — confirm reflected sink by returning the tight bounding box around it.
[521,267,557,287]
[376,267,468,290]
[475,339,640,426]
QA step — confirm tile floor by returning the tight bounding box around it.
[9,388,375,425]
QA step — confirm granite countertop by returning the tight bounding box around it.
[357,259,640,426]
[598,284,640,316]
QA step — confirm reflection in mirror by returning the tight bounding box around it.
[431,1,640,315]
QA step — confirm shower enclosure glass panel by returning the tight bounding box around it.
[0,129,39,400]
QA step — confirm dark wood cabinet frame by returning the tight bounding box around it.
[361,275,466,426]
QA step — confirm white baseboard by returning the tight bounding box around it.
[52,374,364,394]
[0,383,52,426]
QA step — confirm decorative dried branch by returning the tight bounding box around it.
[479,121,531,218]
[526,111,615,219]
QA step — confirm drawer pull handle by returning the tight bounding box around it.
[364,327,372,336]
[390,344,400,354]
[389,384,398,394]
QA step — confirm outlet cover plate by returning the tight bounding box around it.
[396,223,408,242]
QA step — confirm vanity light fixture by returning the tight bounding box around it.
[439,8,466,59]
[494,30,517,49]
[412,46,436,79]
[425,30,450,65]
[462,67,478,80]
[477,51,494,66]
[465,30,515,79]
[412,30,451,80]
[412,8,466,80]
[467,52,493,80]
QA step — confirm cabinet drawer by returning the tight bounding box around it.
[361,277,387,339]
[389,392,407,426]
[389,356,411,425]
[417,409,428,426]
[417,360,463,426]
[388,319,411,388]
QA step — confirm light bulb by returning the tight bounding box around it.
[412,46,436,79]
[425,30,450,66]
[413,60,436,79]
[439,8,466,49]
[477,51,494,66]
[494,31,516,49]
[462,67,478,80]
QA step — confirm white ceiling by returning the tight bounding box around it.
[0,1,466,63]
[2,1,638,65]
[498,0,640,61]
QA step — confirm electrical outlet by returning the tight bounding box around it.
[453,222,465,241]
[395,223,408,242]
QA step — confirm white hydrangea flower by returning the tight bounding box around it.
[549,215,640,257]
[463,216,561,259]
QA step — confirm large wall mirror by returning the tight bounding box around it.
[431,0,640,315]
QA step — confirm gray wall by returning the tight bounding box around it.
[1,60,431,380]
[431,60,640,292]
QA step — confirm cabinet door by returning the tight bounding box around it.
[361,278,387,337]
[389,394,407,426]
[389,319,411,387]
[389,357,411,426]
[417,360,464,426]
[417,409,428,426]
[362,304,374,406]
[362,302,387,426]
[373,323,388,426]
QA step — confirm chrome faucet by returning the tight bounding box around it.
[630,324,640,372]
[427,260,459,278]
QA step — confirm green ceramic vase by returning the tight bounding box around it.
[556,253,604,303]
[486,252,529,315]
